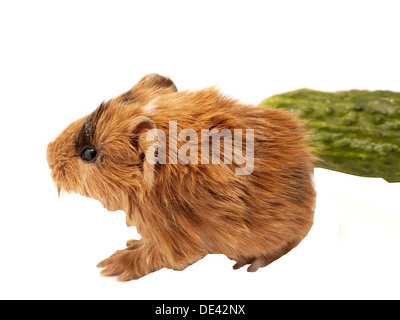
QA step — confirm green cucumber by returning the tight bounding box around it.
[260,89,400,182]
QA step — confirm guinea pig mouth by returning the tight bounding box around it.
[51,176,70,198]
[49,162,81,198]
[46,142,57,171]
[49,174,66,198]
[56,184,62,198]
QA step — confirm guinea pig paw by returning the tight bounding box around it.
[97,244,152,281]
[232,256,269,272]
[97,249,128,277]
[246,256,269,272]
[233,257,252,270]
[126,239,139,248]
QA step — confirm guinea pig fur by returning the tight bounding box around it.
[47,74,316,281]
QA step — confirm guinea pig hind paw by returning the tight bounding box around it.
[247,256,269,272]
[232,256,254,270]
[232,256,269,272]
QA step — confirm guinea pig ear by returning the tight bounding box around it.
[118,74,177,103]
[129,116,157,187]
[129,116,156,136]
[132,73,178,94]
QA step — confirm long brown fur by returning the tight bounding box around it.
[47,74,316,281]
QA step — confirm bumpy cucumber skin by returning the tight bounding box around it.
[260,89,400,183]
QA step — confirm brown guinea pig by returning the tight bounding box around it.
[47,74,316,281]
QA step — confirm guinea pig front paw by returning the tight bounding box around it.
[125,239,139,247]
[97,241,163,281]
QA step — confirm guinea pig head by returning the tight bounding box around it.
[46,74,176,212]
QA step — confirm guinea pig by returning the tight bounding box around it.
[47,74,316,281]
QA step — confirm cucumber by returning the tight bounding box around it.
[259,89,400,183]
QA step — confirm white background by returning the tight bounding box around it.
[1,0,400,299]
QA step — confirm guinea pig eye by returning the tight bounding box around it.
[81,147,98,162]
